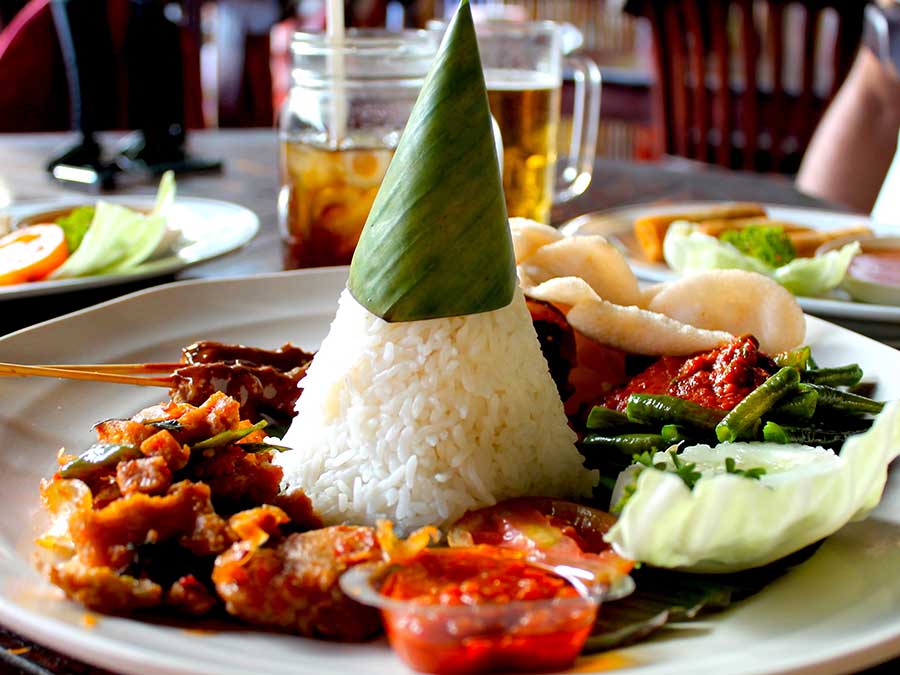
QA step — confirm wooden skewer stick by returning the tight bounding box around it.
[33,362,182,375]
[0,362,173,387]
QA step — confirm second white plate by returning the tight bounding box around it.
[0,194,259,300]
[562,202,900,323]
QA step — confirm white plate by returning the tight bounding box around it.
[0,195,259,299]
[1,267,900,675]
[562,202,900,323]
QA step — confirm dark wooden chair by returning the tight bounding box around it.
[624,0,869,174]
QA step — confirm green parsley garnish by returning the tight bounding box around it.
[614,451,766,513]
[724,456,767,480]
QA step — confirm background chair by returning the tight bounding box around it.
[0,0,69,131]
[625,0,870,174]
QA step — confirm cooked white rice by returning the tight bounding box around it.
[277,287,597,533]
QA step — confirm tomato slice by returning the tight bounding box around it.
[447,498,634,584]
[0,224,69,285]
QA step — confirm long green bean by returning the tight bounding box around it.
[716,367,800,443]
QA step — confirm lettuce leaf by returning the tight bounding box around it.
[662,222,860,297]
[663,222,771,276]
[50,172,174,279]
[55,206,94,252]
[773,241,860,295]
[604,401,900,573]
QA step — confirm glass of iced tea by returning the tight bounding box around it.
[432,20,601,224]
[279,31,438,268]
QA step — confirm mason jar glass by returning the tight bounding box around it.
[278,30,439,268]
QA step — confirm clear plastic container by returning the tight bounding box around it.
[341,554,632,675]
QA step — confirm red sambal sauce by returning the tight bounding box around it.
[380,548,578,605]
[378,548,596,675]
[604,335,775,412]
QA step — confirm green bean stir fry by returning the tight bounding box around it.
[581,347,883,480]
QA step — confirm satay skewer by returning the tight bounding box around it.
[0,362,173,387]
[32,362,182,375]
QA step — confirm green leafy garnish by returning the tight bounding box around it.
[669,451,702,489]
[720,226,796,267]
[237,442,291,454]
[192,420,267,450]
[147,419,184,432]
[615,450,694,512]
[55,206,94,252]
[59,443,142,481]
[724,456,767,480]
[617,450,760,513]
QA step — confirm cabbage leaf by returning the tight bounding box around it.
[662,221,860,297]
[50,172,174,279]
[605,401,900,573]
[773,241,860,295]
[663,222,771,276]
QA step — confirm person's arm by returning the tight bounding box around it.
[797,48,900,212]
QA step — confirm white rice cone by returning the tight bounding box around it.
[278,287,598,533]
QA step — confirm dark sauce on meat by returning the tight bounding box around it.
[170,342,315,425]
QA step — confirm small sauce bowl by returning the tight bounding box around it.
[818,235,900,306]
[341,552,632,675]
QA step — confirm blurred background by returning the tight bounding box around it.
[0,0,876,172]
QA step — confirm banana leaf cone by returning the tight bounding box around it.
[348,0,516,322]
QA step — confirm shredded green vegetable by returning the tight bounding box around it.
[720,226,796,267]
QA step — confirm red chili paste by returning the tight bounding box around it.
[604,336,774,411]
[381,548,578,605]
[379,548,595,675]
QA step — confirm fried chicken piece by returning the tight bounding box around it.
[140,430,190,471]
[189,445,283,509]
[70,481,230,569]
[49,558,162,613]
[213,523,382,641]
[273,490,325,531]
[93,419,158,447]
[116,456,172,496]
[171,392,242,444]
[167,574,218,616]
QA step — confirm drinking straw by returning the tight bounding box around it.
[326,0,347,145]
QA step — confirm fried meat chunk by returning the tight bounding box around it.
[167,574,218,616]
[116,456,172,496]
[49,558,162,613]
[70,481,230,569]
[213,524,382,641]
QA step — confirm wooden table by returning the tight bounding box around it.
[0,129,896,675]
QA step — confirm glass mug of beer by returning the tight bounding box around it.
[279,31,438,268]
[436,20,601,224]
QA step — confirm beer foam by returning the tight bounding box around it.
[484,69,560,91]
